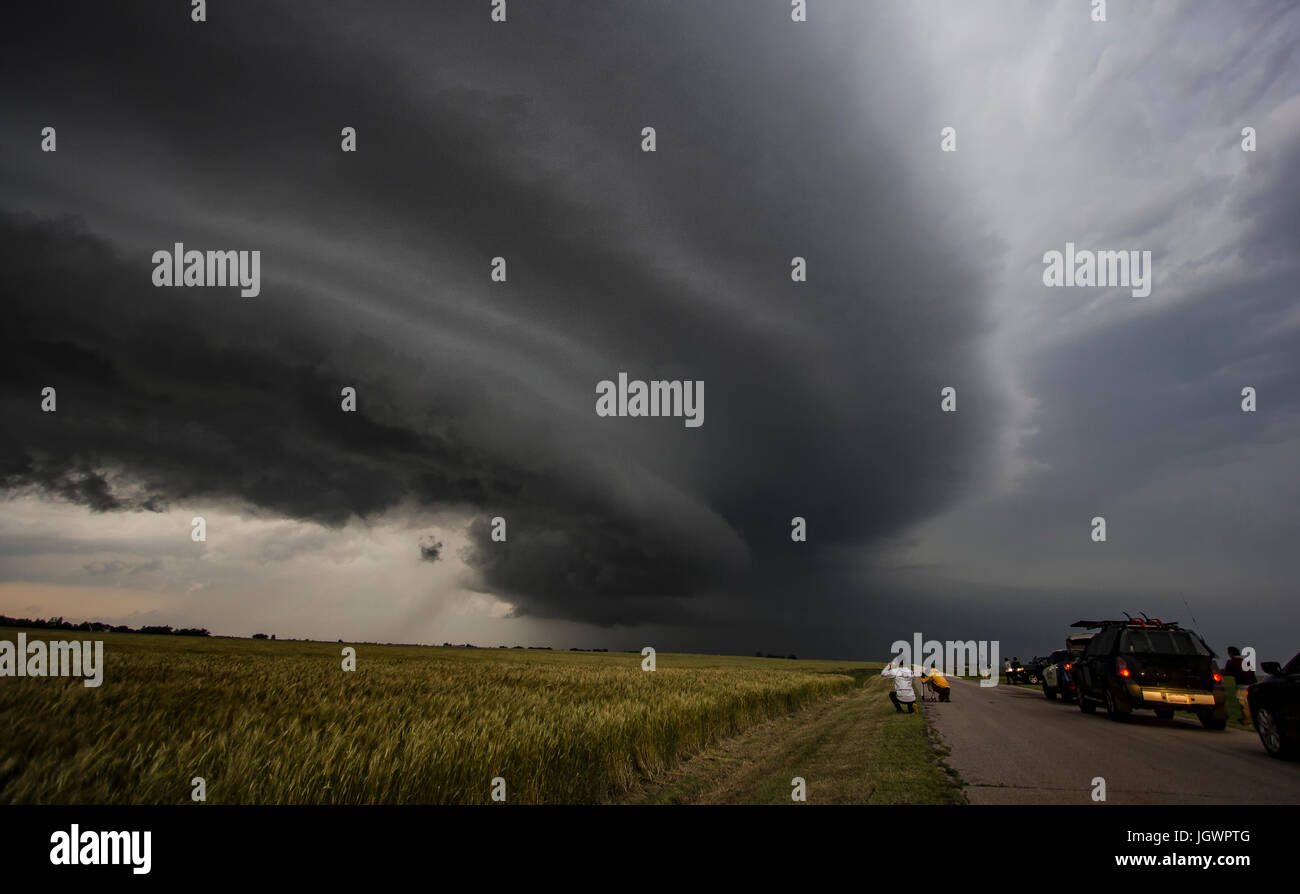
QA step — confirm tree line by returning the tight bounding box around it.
[0,615,211,637]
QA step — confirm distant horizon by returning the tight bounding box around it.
[0,613,873,663]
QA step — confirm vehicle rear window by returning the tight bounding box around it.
[1119,630,1209,656]
[1087,629,1118,655]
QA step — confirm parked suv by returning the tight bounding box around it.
[1072,617,1226,729]
[1043,633,1093,703]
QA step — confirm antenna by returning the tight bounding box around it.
[1183,598,1202,633]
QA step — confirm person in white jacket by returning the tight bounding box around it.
[881,664,917,714]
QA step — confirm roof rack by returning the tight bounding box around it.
[1070,616,1182,630]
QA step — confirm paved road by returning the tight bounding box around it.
[928,677,1300,804]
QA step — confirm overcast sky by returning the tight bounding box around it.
[1,1,1297,662]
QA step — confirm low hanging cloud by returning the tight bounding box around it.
[0,1,1007,638]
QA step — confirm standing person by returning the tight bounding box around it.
[1222,646,1257,723]
[881,663,917,714]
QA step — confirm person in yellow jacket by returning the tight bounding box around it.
[921,668,951,702]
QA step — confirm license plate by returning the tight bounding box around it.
[1164,693,1190,704]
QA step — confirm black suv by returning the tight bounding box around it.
[1072,617,1226,729]
[1248,652,1300,758]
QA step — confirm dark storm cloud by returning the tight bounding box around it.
[0,2,1003,630]
[975,85,1300,555]
[0,212,522,522]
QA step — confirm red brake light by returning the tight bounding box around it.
[1213,672,1222,682]
[1119,668,1131,677]
[1116,656,1130,677]
[1064,663,1071,670]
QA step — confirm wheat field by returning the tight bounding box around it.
[0,630,874,804]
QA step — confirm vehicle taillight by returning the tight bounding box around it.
[1211,660,1221,683]
[1116,656,1130,678]
[1064,663,1071,670]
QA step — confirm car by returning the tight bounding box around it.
[1022,655,1050,685]
[1042,633,1093,703]
[1004,658,1030,684]
[1041,649,1083,702]
[1040,649,1071,699]
[1248,652,1300,759]
[1072,616,1226,729]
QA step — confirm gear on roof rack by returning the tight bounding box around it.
[1070,617,1182,630]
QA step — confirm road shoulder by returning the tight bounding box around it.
[618,674,964,804]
